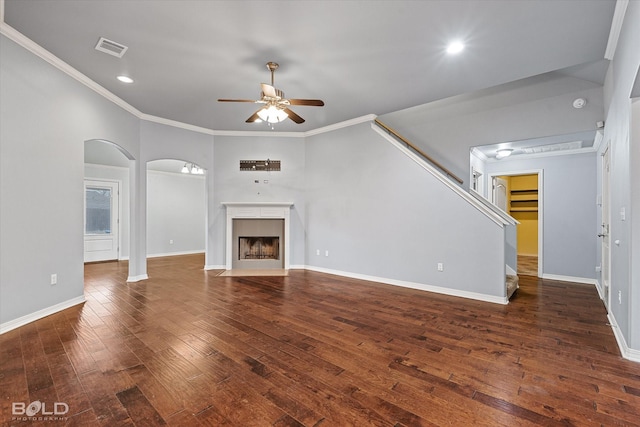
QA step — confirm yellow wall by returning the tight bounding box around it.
[503,174,538,256]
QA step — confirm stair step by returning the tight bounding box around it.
[506,274,519,299]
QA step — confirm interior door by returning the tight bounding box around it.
[492,176,508,212]
[84,180,119,262]
[601,145,611,309]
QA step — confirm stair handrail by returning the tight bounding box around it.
[374,119,464,185]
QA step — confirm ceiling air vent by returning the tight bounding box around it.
[95,37,128,58]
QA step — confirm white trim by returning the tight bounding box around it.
[471,147,489,161]
[604,0,629,60]
[305,115,378,137]
[213,129,305,138]
[204,264,226,270]
[607,313,640,363]
[488,169,544,277]
[126,274,149,282]
[594,279,604,300]
[305,265,508,305]
[372,123,513,227]
[506,265,517,276]
[147,250,205,259]
[484,146,599,163]
[593,129,604,152]
[140,113,216,136]
[0,21,375,139]
[0,296,85,334]
[222,202,294,270]
[146,168,206,179]
[541,273,598,285]
[0,22,142,118]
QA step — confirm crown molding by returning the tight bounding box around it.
[304,114,378,137]
[212,129,305,138]
[604,0,629,60]
[139,113,216,136]
[1,20,376,139]
[1,22,144,119]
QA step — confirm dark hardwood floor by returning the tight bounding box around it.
[2,254,640,426]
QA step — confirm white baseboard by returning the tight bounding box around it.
[506,265,517,276]
[204,264,226,270]
[607,313,640,363]
[594,279,604,300]
[126,274,149,282]
[147,250,205,258]
[289,264,306,270]
[0,296,86,335]
[120,250,205,261]
[541,273,598,286]
[304,265,508,305]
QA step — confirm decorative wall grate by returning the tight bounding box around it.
[240,159,281,171]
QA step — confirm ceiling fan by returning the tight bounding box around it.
[218,62,324,124]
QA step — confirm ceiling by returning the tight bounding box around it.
[3,0,617,134]
[472,129,600,161]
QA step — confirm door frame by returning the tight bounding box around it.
[600,142,611,310]
[84,178,122,262]
[488,169,544,277]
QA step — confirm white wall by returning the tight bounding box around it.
[484,152,598,281]
[84,163,206,259]
[211,134,307,268]
[600,1,640,353]
[305,123,506,301]
[146,169,205,256]
[379,73,605,182]
[139,121,214,268]
[0,34,140,327]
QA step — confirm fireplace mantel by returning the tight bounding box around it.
[222,202,293,270]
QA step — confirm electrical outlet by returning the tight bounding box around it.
[316,249,320,256]
[325,250,329,257]
[618,290,622,304]
[169,239,174,244]
[50,274,57,285]
[437,263,444,272]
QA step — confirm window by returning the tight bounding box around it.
[85,187,112,234]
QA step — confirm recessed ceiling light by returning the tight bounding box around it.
[116,75,134,84]
[496,148,513,159]
[572,98,586,109]
[446,41,465,54]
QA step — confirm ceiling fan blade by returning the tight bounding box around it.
[245,109,262,123]
[288,99,325,106]
[218,99,257,103]
[261,83,278,98]
[283,108,305,124]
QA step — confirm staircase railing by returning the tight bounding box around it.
[374,119,464,185]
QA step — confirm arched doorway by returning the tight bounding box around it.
[146,159,207,259]
[84,139,135,263]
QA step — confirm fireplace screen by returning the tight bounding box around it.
[238,236,280,260]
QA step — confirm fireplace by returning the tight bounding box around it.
[223,202,293,270]
[239,236,280,260]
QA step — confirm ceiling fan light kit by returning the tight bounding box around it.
[219,62,324,125]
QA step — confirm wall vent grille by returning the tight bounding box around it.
[95,37,128,58]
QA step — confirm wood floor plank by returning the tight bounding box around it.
[3,254,640,426]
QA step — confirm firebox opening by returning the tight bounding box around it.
[239,236,280,260]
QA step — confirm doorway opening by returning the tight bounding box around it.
[84,139,133,264]
[84,179,120,262]
[146,159,206,259]
[491,171,543,277]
